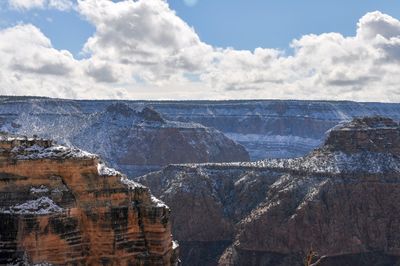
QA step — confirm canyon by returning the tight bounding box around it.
[0,98,249,177]
[0,135,179,265]
[2,96,400,265]
[139,116,400,265]
[2,97,400,166]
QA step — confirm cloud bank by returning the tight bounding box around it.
[9,0,75,11]
[1,0,400,101]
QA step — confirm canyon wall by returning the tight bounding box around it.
[0,136,179,265]
[0,100,249,177]
[139,117,400,266]
[2,97,400,164]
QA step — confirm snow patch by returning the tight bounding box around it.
[151,195,169,209]
[2,197,63,215]
[259,151,400,174]
[120,176,145,190]
[172,240,179,250]
[97,162,121,176]
[12,145,97,160]
[30,185,49,194]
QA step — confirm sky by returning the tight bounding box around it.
[0,0,400,101]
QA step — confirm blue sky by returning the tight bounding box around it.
[2,0,400,55]
[0,4,93,56]
[170,0,400,50]
[1,0,400,101]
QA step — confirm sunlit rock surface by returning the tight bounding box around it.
[0,135,179,265]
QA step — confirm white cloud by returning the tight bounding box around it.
[9,0,46,10]
[203,11,400,101]
[9,0,75,11]
[78,0,212,84]
[357,11,400,40]
[0,24,128,99]
[2,0,400,102]
[48,0,75,11]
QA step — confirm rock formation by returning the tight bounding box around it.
[0,135,179,265]
[139,116,400,265]
[132,100,400,160]
[1,100,249,177]
[3,96,400,162]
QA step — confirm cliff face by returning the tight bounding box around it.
[133,100,400,160]
[1,101,249,177]
[2,97,400,163]
[139,117,400,266]
[0,136,179,265]
[71,103,249,177]
[138,164,280,265]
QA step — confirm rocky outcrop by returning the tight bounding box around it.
[139,117,400,265]
[324,116,400,154]
[135,100,400,159]
[0,135,179,265]
[2,97,400,162]
[71,104,249,177]
[138,164,280,265]
[1,101,249,177]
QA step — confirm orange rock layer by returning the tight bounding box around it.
[0,137,179,265]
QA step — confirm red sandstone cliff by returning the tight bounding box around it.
[0,136,179,265]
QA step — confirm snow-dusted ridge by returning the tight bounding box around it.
[155,116,400,175]
[0,134,98,160]
[120,175,146,190]
[260,151,400,174]
[151,195,169,209]
[1,197,63,215]
[97,161,121,176]
[11,144,97,160]
[97,161,146,190]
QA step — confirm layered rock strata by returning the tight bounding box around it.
[4,96,400,163]
[139,117,400,266]
[2,102,249,177]
[0,136,179,265]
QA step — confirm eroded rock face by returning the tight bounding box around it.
[324,116,400,154]
[0,136,179,265]
[139,117,400,266]
[2,102,249,177]
[138,164,281,266]
[3,97,400,161]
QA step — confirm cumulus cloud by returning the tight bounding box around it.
[1,0,400,102]
[9,0,45,10]
[9,0,75,11]
[0,24,128,99]
[78,0,212,84]
[203,10,400,101]
[357,11,400,40]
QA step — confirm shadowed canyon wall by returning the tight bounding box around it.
[139,117,400,266]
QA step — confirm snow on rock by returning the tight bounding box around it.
[120,176,145,190]
[151,195,169,209]
[30,185,49,194]
[257,150,400,174]
[10,143,97,160]
[97,162,121,177]
[2,197,63,215]
[97,161,148,189]
[172,240,179,250]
